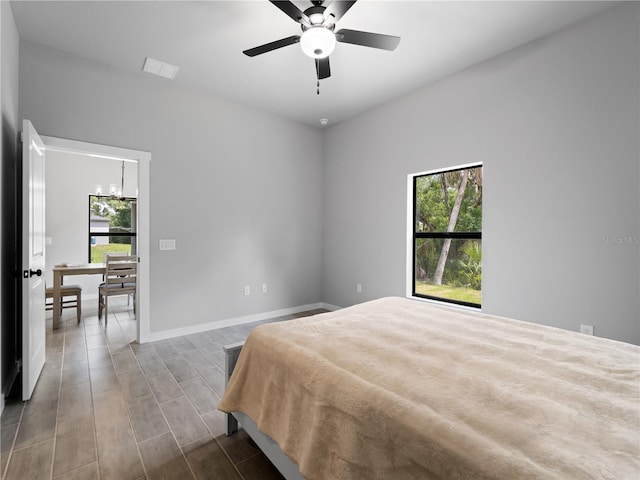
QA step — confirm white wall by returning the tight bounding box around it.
[322,3,639,344]
[19,41,324,333]
[44,150,138,295]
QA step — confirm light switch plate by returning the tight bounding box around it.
[159,239,176,251]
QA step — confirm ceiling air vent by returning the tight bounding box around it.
[142,57,179,80]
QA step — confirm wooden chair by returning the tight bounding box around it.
[45,284,82,323]
[98,254,137,325]
[102,251,133,306]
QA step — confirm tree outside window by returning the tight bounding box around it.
[89,195,137,263]
[413,164,482,307]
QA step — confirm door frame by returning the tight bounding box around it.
[40,135,151,344]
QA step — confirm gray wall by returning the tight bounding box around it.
[19,41,324,333]
[1,1,20,403]
[12,3,640,346]
[322,3,640,344]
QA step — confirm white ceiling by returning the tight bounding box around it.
[11,1,616,128]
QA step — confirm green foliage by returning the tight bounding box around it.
[90,243,131,263]
[454,241,482,290]
[90,196,132,229]
[415,238,437,281]
[90,196,136,262]
[415,168,482,234]
[415,175,449,232]
[415,282,481,304]
[414,166,483,302]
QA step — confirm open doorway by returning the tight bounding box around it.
[40,136,150,344]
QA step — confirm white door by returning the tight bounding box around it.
[21,119,46,401]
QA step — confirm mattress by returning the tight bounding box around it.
[218,296,640,480]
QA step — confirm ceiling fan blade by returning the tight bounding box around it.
[243,35,301,57]
[269,1,310,26]
[316,57,331,80]
[336,28,400,51]
[323,1,358,23]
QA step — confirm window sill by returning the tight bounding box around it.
[407,295,481,313]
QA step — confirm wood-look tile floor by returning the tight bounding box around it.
[1,298,326,480]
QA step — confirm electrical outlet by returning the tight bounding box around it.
[580,324,594,335]
[262,284,267,293]
[356,283,362,293]
[244,285,250,296]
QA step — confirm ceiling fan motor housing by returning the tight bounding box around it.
[302,5,330,26]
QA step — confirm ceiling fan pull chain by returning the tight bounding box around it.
[315,58,320,95]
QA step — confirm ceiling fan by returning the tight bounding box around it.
[243,1,400,91]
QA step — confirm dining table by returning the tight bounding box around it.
[51,263,105,329]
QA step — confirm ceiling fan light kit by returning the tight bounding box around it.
[300,26,336,59]
[244,0,400,92]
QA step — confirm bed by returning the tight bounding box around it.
[218,296,640,480]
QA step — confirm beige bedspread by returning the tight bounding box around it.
[218,297,640,480]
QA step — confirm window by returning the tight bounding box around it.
[412,164,482,307]
[89,195,137,263]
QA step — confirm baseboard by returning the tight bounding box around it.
[143,302,340,343]
[322,302,342,312]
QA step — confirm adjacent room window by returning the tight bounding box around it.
[88,195,137,263]
[412,164,482,307]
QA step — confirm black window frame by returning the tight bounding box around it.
[412,164,482,308]
[88,195,137,263]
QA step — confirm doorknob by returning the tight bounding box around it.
[23,269,42,278]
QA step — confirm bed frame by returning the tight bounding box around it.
[223,342,304,480]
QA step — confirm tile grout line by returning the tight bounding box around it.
[54,311,99,479]
[104,308,152,480]
[49,311,70,480]
[0,402,26,480]
[83,305,103,480]
[109,306,211,479]
[234,450,264,467]
[208,335,250,480]
[5,301,310,480]
[213,434,248,480]
[189,329,259,480]
[170,348,225,480]
[129,325,202,480]
[136,318,251,479]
